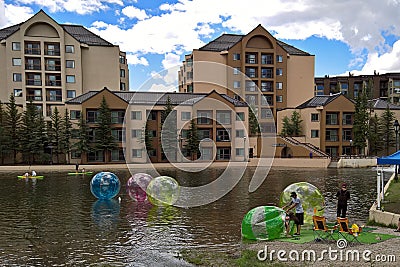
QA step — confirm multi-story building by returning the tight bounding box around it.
[314,72,400,105]
[66,88,249,164]
[178,24,315,133]
[0,10,129,118]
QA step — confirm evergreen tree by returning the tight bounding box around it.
[49,107,62,163]
[160,96,177,161]
[352,87,369,155]
[96,97,116,162]
[0,101,12,164]
[248,106,260,135]
[280,116,292,136]
[61,109,73,164]
[368,113,382,156]
[379,106,395,155]
[20,102,43,163]
[185,119,200,161]
[73,116,92,161]
[4,94,21,163]
[139,121,154,159]
[290,111,303,136]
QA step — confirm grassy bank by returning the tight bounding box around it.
[383,178,400,214]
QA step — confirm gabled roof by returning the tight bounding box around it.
[66,88,247,107]
[368,98,400,110]
[296,93,344,109]
[198,27,310,56]
[0,10,115,46]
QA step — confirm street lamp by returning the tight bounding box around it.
[394,119,399,151]
[349,139,353,159]
[243,136,247,162]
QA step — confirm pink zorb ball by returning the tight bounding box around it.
[127,173,153,202]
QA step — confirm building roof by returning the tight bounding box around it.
[296,93,344,108]
[369,98,400,110]
[198,30,310,56]
[66,88,248,107]
[0,10,115,46]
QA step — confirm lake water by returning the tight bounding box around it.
[0,167,379,266]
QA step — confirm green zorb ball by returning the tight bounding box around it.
[241,206,286,240]
[146,176,180,206]
[279,182,325,224]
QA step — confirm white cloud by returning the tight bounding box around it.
[126,53,149,66]
[147,83,177,92]
[4,4,33,26]
[122,5,148,20]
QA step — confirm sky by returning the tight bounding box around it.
[1,0,400,92]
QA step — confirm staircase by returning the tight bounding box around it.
[281,136,331,158]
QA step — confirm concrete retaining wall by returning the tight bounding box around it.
[337,158,377,168]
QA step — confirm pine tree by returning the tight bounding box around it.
[352,87,369,155]
[185,119,200,161]
[290,111,303,136]
[61,109,73,164]
[160,96,177,161]
[280,116,292,136]
[0,101,12,164]
[5,94,21,163]
[248,106,260,135]
[50,107,62,163]
[368,113,382,156]
[96,96,116,162]
[379,105,395,155]
[20,102,43,163]
[73,116,92,161]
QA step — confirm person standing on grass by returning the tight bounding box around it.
[283,192,304,236]
[336,183,350,218]
[75,162,79,172]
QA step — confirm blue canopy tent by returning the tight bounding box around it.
[376,151,400,209]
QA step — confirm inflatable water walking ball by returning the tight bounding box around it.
[279,182,325,224]
[241,206,286,240]
[127,173,153,202]
[146,176,180,206]
[90,172,120,200]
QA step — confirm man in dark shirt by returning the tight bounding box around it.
[336,183,350,218]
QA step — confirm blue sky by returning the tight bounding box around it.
[2,0,400,92]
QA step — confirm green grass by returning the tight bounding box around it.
[383,178,400,214]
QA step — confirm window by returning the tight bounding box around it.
[197,110,212,124]
[236,129,244,138]
[216,111,231,124]
[111,149,125,161]
[120,69,125,78]
[311,113,319,122]
[65,45,75,53]
[236,148,244,156]
[26,58,41,70]
[120,82,126,91]
[326,129,339,141]
[131,111,142,120]
[198,129,211,139]
[245,80,256,91]
[261,108,273,119]
[342,129,352,141]
[132,149,142,158]
[14,89,22,97]
[71,150,81,159]
[66,75,75,83]
[233,81,241,89]
[245,53,257,64]
[233,53,240,60]
[199,147,212,160]
[12,58,22,66]
[131,129,142,138]
[66,60,75,68]
[261,68,273,78]
[67,90,76,98]
[147,110,157,120]
[276,82,283,90]
[119,55,126,64]
[217,148,231,160]
[12,42,21,51]
[245,94,258,106]
[46,74,61,86]
[25,73,41,85]
[111,111,125,124]
[236,112,245,121]
[26,88,42,101]
[112,128,126,142]
[276,95,283,103]
[326,113,338,125]
[46,89,62,101]
[276,55,283,63]
[87,111,99,123]
[25,42,40,55]
[342,113,353,125]
[261,54,273,64]
[245,67,257,78]
[181,111,191,121]
[276,68,283,76]
[261,81,273,92]
[70,110,81,120]
[233,67,241,75]
[149,130,157,137]
[217,129,230,141]
[88,151,104,162]
[311,130,319,138]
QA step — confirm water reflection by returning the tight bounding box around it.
[91,199,121,231]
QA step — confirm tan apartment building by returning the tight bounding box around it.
[66,88,249,164]
[315,72,400,105]
[178,24,315,133]
[0,10,129,118]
